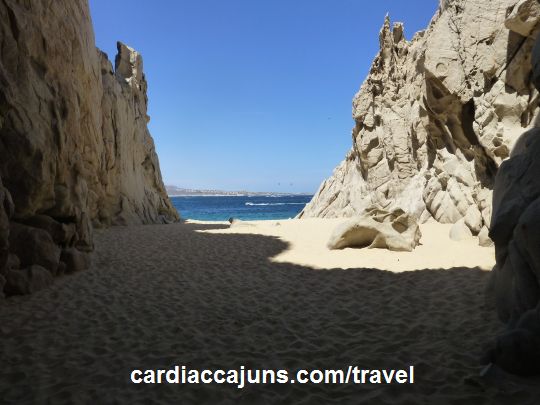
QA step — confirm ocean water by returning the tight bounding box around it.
[170,195,313,221]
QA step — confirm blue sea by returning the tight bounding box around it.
[170,195,313,221]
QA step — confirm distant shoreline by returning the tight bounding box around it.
[166,185,312,198]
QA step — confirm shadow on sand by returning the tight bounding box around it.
[0,222,539,404]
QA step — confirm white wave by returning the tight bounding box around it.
[245,202,306,206]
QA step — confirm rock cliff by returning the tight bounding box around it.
[0,0,178,296]
[299,0,540,376]
[300,0,540,243]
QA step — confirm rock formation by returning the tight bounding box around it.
[488,30,540,375]
[0,0,178,295]
[488,129,540,375]
[327,208,421,252]
[299,0,540,247]
[300,0,540,375]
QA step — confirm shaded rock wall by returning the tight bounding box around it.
[0,0,178,296]
[488,126,540,375]
[300,0,540,243]
[488,28,540,376]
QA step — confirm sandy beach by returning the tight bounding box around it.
[202,218,496,271]
[1,219,539,404]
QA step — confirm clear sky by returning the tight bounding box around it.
[89,1,438,193]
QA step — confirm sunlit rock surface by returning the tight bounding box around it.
[300,0,540,250]
[0,0,178,295]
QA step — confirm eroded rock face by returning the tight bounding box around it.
[0,0,178,296]
[300,0,540,241]
[327,208,421,252]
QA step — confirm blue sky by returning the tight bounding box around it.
[89,1,438,193]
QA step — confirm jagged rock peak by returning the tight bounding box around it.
[300,0,540,248]
[379,14,391,43]
[115,41,145,88]
[379,14,405,48]
[109,41,150,122]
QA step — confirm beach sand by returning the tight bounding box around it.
[203,218,496,271]
[1,219,539,404]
